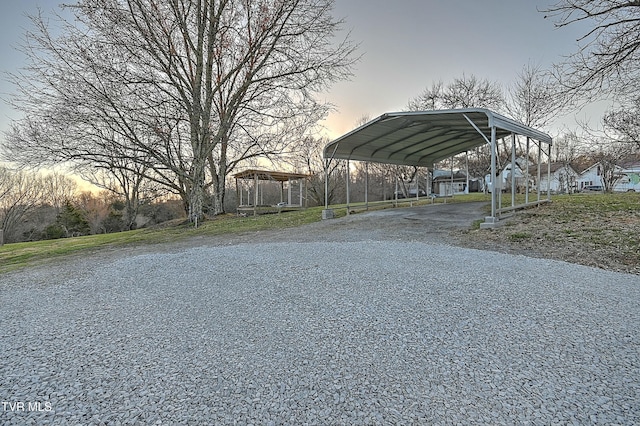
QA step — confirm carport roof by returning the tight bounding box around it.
[323,108,552,167]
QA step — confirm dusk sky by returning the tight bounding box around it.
[0,1,600,149]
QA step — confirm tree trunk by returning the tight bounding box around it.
[208,139,228,216]
[125,201,138,230]
[209,162,226,216]
[211,180,225,215]
[188,159,207,223]
[188,183,204,223]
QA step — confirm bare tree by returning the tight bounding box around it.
[41,171,78,212]
[0,167,44,244]
[3,0,357,222]
[408,74,503,191]
[544,1,640,100]
[507,62,567,129]
[80,166,157,230]
[407,74,504,178]
[603,98,640,148]
[592,145,628,192]
[290,136,345,206]
[553,131,583,164]
[408,74,504,112]
[407,81,444,111]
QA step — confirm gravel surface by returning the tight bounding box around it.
[1,205,640,424]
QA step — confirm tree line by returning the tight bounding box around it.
[0,167,185,244]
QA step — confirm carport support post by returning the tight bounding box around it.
[537,141,542,203]
[547,144,552,200]
[525,137,530,204]
[365,162,369,210]
[465,152,469,194]
[394,174,398,207]
[450,156,454,199]
[322,159,335,219]
[481,126,498,229]
[511,132,516,208]
[346,159,350,215]
[491,126,497,219]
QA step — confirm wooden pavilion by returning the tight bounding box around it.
[233,169,310,216]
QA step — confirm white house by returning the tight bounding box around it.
[485,158,527,193]
[530,162,579,193]
[614,161,640,192]
[578,162,606,190]
[577,161,634,192]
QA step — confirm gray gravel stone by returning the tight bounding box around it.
[1,211,639,424]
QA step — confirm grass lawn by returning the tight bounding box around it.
[0,206,334,274]
[1,195,471,273]
[459,191,640,274]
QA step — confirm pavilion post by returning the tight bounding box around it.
[253,173,259,216]
[303,177,307,207]
[236,177,240,208]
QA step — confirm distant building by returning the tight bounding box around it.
[530,162,579,194]
[614,160,640,192]
[576,161,630,192]
[431,170,483,195]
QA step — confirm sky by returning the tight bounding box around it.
[321,0,599,138]
[0,0,601,149]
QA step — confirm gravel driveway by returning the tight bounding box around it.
[1,203,639,424]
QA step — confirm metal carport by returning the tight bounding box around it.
[322,108,553,227]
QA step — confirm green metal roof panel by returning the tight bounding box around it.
[324,109,552,167]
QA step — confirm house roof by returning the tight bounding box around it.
[528,162,578,176]
[323,108,552,167]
